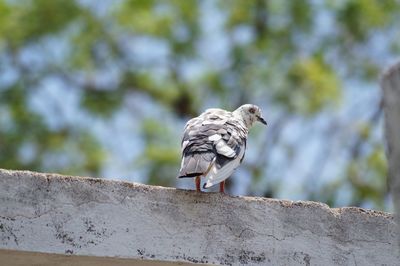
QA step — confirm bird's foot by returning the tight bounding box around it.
[195,176,201,192]
[219,181,225,193]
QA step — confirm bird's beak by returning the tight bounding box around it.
[257,116,267,125]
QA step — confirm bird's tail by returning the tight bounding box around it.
[177,152,214,178]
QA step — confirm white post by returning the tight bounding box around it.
[381,61,400,249]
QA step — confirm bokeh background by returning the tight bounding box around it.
[1,0,399,211]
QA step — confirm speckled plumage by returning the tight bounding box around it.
[178,104,267,190]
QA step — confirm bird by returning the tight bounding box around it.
[178,104,267,193]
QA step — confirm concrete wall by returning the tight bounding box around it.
[0,169,398,265]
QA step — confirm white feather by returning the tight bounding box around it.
[181,140,189,152]
[215,140,236,158]
[209,134,235,157]
[203,147,245,188]
[208,134,222,141]
[179,156,186,173]
[202,119,226,125]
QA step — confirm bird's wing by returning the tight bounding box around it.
[202,119,247,188]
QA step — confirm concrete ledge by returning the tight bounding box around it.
[0,169,398,265]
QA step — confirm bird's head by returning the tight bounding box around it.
[234,104,267,128]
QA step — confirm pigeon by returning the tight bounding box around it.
[178,104,267,193]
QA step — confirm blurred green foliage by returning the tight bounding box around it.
[287,56,341,114]
[0,0,398,210]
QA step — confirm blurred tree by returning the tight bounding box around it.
[0,0,398,210]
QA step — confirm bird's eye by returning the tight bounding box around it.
[249,108,255,114]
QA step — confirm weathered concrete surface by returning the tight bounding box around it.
[382,61,400,249]
[0,169,398,265]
